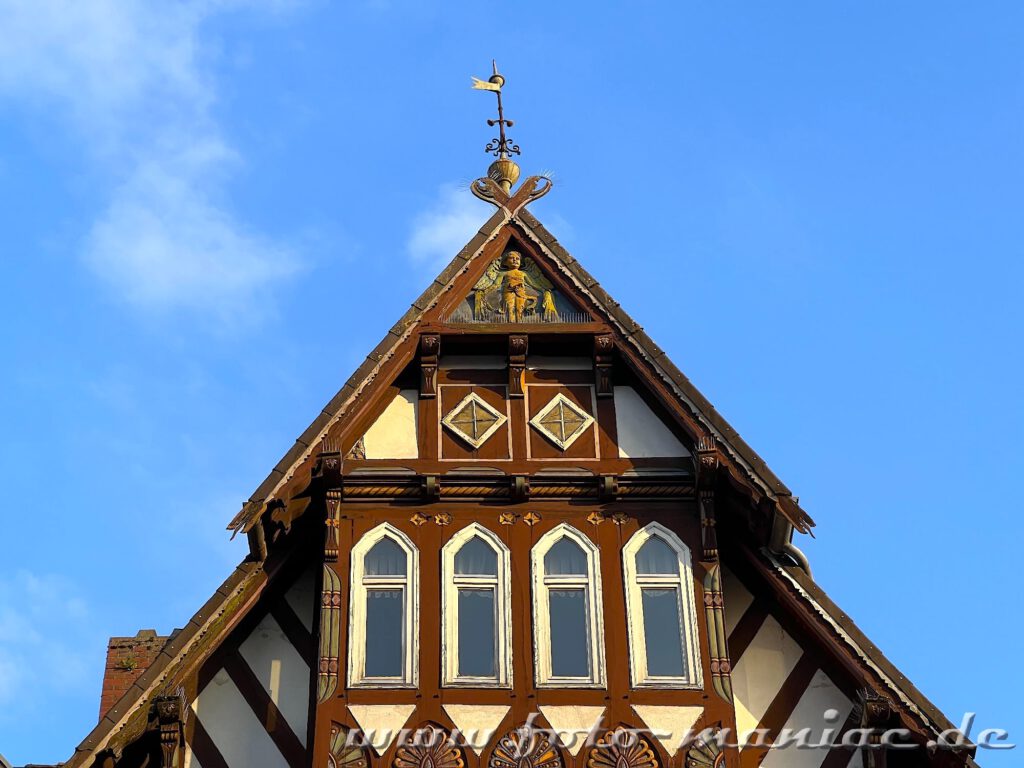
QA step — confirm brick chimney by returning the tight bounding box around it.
[98,629,168,720]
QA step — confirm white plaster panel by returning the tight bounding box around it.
[284,567,316,632]
[238,614,310,747]
[613,386,690,458]
[722,566,755,637]
[363,390,418,459]
[732,615,803,747]
[631,705,704,756]
[443,704,510,755]
[348,704,417,755]
[760,669,853,768]
[539,705,606,756]
[192,668,288,768]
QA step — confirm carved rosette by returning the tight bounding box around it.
[317,565,342,702]
[330,724,371,768]
[394,726,465,768]
[491,727,563,768]
[587,728,659,768]
[703,564,733,704]
[684,728,724,768]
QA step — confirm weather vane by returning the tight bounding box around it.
[472,60,521,159]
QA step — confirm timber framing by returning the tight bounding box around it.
[227,179,814,546]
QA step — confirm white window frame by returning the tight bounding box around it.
[441,523,513,687]
[621,522,702,688]
[531,523,606,688]
[348,522,419,688]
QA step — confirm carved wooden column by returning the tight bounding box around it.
[420,333,440,398]
[154,695,183,768]
[312,443,344,705]
[858,689,897,768]
[594,334,614,397]
[508,334,528,397]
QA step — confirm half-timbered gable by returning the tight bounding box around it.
[60,73,977,768]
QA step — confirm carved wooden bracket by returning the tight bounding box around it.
[858,688,899,768]
[325,488,341,563]
[508,334,528,398]
[420,334,440,398]
[703,565,734,706]
[153,695,183,768]
[470,174,553,217]
[697,435,720,562]
[593,334,614,397]
[511,474,530,501]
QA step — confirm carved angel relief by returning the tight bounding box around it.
[394,725,466,768]
[448,250,585,324]
[587,728,659,768]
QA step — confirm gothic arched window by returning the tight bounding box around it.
[531,523,606,687]
[441,523,512,687]
[621,522,702,687]
[348,523,418,687]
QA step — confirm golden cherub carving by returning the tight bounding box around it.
[473,250,558,322]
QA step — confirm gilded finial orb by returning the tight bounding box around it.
[488,157,521,193]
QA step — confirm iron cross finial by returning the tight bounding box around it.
[471,60,521,159]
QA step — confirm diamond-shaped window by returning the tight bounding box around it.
[530,393,595,450]
[442,392,507,449]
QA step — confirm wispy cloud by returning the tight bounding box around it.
[0,1,302,325]
[407,182,492,270]
[0,571,94,706]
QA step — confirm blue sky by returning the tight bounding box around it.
[1,1,1022,763]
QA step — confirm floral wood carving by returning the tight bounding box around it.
[490,727,564,768]
[587,728,659,768]
[394,725,465,768]
[329,724,371,768]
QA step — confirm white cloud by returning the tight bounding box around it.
[0,571,94,705]
[407,183,493,269]
[0,0,302,323]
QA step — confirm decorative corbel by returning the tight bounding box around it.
[593,334,614,397]
[154,695,183,768]
[421,474,440,502]
[508,334,528,397]
[420,333,440,398]
[697,435,720,562]
[325,489,341,563]
[511,474,530,501]
[598,474,618,501]
[857,688,899,768]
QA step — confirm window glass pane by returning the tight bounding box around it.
[455,536,498,576]
[365,538,407,576]
[457,588,496,677]
[548,588,590,677]
[641,587,686,677]
[636,536,679,575]
[544,537,587,575]
[364,588,404,677]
